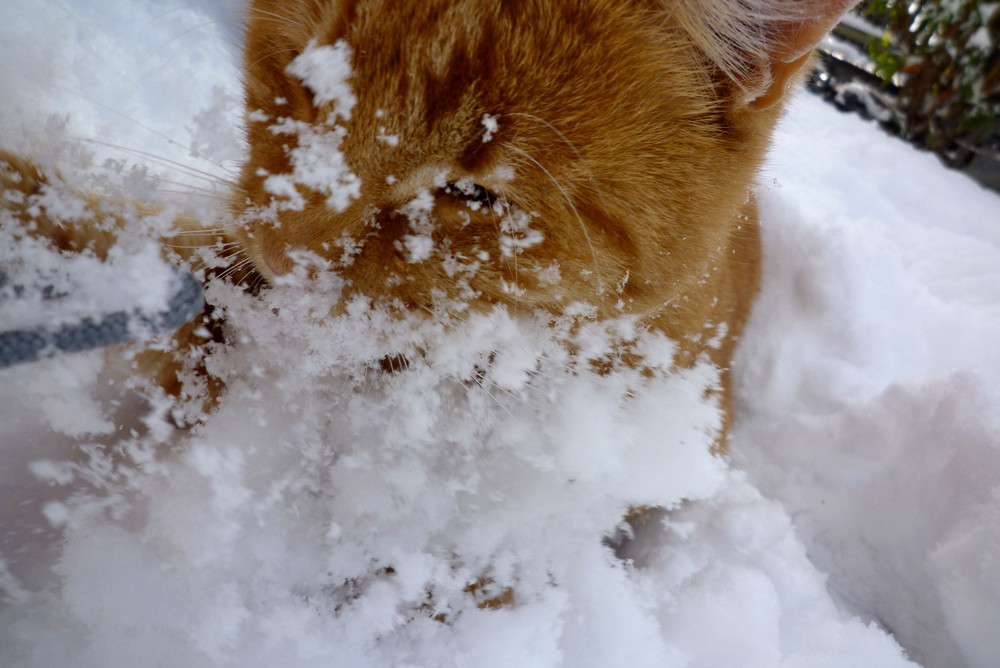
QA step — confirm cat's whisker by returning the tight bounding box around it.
[407,306,552,400]
[169,227,232,236]
[481,377,530,408]
[161,241,230,250]
[362,362,375,398]
[251,273,267,292]
[155,21,224,55]
[496,184,520,317]
[56,94,240,178]
[155,177,232,196]
[228,261,257,283]
[217,255,255,282]
[149,6,193,23]
[482,348,557,400]
[431,310,564,383]
[68,137,237,187]
[155,189,228,201]
[214,258,242,279]
[502,112,597,184]
[248,46,304,70]
[486,187,519,314]
[442,306,470,325]
[468,374,521,417]
[247,8,308,32]
[506,145,605,297]
[520,355,573,380]
[164,240,241,253]
[533,355,576,375]
[4,126,237,187]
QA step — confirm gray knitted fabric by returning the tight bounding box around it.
[0,267,204,368]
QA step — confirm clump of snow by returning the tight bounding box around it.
[286,39,357,120]
[0,213,180,332]
[260,41,362,214]
[188,86,245,167]
[376,125,400,146]
[263,117,361,213]
[398,188,438,262]
[499,207,544,258]
[481,114,499,143]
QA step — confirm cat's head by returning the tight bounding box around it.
[234,0,853,323]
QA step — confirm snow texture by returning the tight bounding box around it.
[1,2,999,667]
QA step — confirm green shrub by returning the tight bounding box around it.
[860,0,999,166]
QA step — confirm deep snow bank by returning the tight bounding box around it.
[735,95,1000,668]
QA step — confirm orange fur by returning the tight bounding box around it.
[3,0,857,438]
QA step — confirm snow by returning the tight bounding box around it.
[482,114,500,143]
[1,2,999,667]
[264,116,361,214]
[838,12,886,41]
[0,233,179,331]
[287,40,358,119]
[733,91,1000,668]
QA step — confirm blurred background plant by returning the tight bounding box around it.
[861,0,1000,168]
[811,1,1000,189]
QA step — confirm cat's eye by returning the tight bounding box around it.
[468,184,498,207]
[445,181,501,210]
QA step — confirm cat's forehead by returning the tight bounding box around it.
[246,1,714,143]
[247,0,702,100]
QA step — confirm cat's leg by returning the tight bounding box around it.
[704,199,762,451]
[648,198,761,455]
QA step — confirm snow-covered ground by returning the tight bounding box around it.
[1,2,999,666]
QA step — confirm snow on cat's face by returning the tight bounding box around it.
[233,0,850,347]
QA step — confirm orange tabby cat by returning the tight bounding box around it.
[2,0,856,438]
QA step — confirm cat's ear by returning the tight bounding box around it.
[670,0,858,109]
